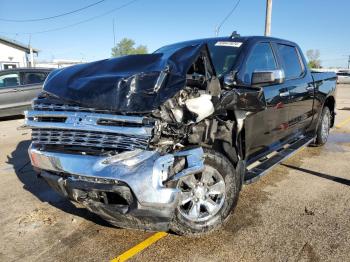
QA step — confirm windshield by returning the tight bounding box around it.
[155,39,242,77]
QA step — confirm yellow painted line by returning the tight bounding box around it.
[297,146,306,153]
[336,116,350,129]
[110,232,168,262]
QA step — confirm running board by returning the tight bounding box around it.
[244,135,315,184]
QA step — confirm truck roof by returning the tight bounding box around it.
[161,35,298,49]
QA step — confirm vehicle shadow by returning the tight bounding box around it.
[338,107,350,111]
[0,115,24,121]
[281,163,350,186]
[7,139,113,228]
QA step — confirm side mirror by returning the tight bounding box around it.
[252,69,285,86]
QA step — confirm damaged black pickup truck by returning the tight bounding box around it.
[24,35,337,235]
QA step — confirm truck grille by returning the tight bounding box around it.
[33,101,111,114]
[32,129,149,150]
[25,103,155,152]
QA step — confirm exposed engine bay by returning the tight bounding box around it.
[150,51,235,156]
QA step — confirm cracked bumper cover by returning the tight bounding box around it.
[28,144,204,230]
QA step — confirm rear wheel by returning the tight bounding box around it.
[170,149,240,235]
[314,106,331,146]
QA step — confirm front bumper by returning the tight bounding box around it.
[28,144,204,230]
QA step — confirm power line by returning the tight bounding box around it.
[0,0,139,35]
[215,0,242,36]
[0,0,107,22]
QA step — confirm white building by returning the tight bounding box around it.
[36,59,83,69]
[0,36,39,70]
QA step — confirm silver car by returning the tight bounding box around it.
[0,68,52,117]
[337,71,350,84]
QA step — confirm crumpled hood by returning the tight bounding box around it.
[43,44,206,113]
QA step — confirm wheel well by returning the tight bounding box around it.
[212,123,245,167]
[323,96,335,127]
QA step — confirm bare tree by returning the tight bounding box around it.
[306,49,321,68]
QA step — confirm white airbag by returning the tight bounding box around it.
[185,94,214,122]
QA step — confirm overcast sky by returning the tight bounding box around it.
[0,0,349,68]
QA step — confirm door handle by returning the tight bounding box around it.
[279,90,290,97]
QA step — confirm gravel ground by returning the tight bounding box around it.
[0,85,349,262]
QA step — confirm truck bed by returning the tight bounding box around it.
[311,71,337,82]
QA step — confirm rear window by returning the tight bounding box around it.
[277,44,304,79]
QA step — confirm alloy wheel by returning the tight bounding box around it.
[321,110,330,142]
[177,165,226,222]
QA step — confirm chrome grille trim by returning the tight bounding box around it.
[24,109,155,151]
[25,110,153,137]
[33,101,110,113]
[31,129,149,150]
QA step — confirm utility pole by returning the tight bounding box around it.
[28,34,34,67]
[112,19,116,47]
[264,0,272,36]
[348,55,350,69]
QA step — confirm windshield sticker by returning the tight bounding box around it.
[215,41,242,48]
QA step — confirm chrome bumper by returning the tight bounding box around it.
[29,144,204,208]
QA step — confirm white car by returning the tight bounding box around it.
[337,71,350,84]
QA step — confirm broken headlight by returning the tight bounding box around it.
[103,150,156,167]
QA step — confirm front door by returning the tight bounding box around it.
[238,42,291,159]
[0,71,22,112]
[19,71,47,106]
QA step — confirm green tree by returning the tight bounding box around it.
[306,49,321,68]
[111,38,148,57]
[308,60,319,69]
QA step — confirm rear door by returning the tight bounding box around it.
[273,43,314,133]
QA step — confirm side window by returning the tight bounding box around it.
[277,44,303,79]
[0,73,20,88]
[244,42,277,83]
[23,72,47,85]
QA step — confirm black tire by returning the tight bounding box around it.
[170,149,241,236]
[314,106,331,146]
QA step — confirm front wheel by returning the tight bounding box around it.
[314,106,331,146]
[170,149,240,235]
